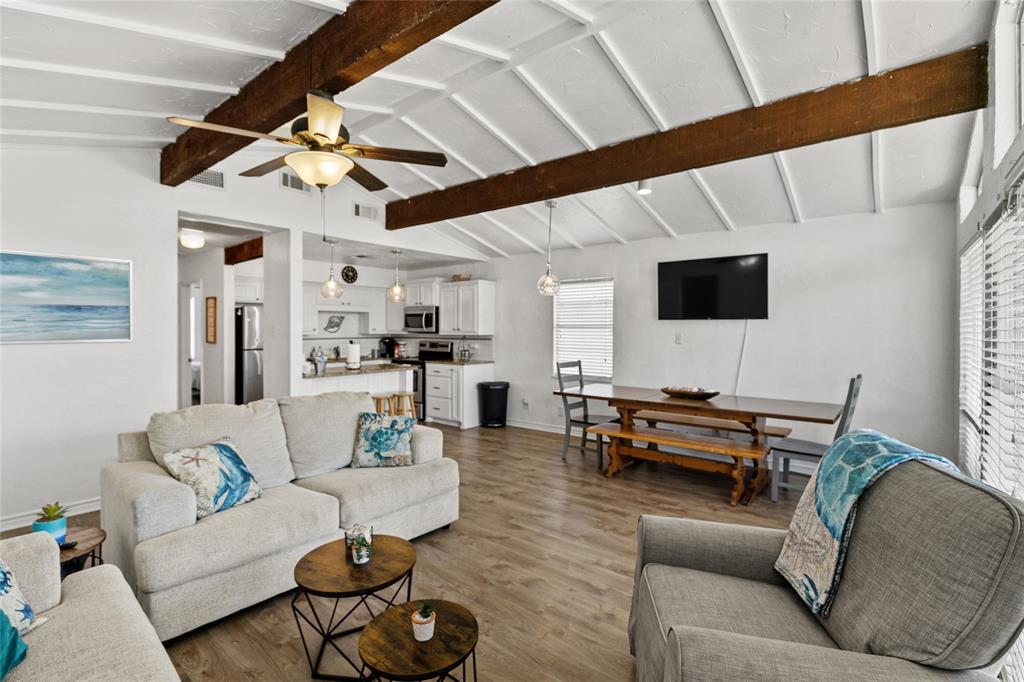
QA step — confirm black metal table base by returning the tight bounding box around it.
[369,649,477,682]
[292,570,413,681]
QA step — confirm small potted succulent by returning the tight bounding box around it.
[32,502,68,545]
[351,535,372,565]
[411,602,436,642]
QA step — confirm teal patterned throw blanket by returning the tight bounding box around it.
[775,429,957,616]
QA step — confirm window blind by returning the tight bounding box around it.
[960,239,984,478]
[553,279,614,380]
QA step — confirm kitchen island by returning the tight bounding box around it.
[297,363,414,397]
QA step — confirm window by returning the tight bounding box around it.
[553,278,614,380]
[959,187,1024,682]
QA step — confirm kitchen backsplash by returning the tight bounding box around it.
[303,336,494,362]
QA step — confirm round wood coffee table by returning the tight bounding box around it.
[292,535,416,681]
[59,527,106,578]
[359,600,478,681]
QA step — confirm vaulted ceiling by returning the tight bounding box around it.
[0,0,994,258]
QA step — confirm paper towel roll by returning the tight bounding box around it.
[346,343,361,368]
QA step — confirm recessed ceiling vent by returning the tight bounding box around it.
[353,203,379,221]
[280,170,311,193]
[188,169,224,189]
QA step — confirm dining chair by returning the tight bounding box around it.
[770,374,863,502]
[556,360,604,470]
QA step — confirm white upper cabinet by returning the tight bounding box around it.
[438,280,495,335]
[386,296,405,333]
[360,287,387,335]
[318,284,373,310]
[405,278,443,307]
[302,283,319,336]
[236,276,264,303]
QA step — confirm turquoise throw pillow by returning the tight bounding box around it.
[352,413,416,468]
[159,439,263,519]
[0,609,27,679]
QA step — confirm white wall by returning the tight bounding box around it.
[0,149,178,527]
[412,203,959,456]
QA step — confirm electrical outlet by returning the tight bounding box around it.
[522,397,530,409]
[674,332,682,345]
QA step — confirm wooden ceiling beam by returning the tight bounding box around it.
[159,0,496,186]
[386,45,987,230]
[224,237,263,265]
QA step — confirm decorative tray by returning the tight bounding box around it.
[661,387,720,400]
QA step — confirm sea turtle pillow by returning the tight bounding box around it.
[352,413,416,468]
[0,559,44,636]
[159,439,263,519]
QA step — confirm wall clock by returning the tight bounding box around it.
[341,265,358,284]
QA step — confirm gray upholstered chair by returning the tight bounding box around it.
[629,461,1024,681]
[555,360,604,469]
[771,374,862,501]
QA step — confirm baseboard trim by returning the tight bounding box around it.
[1,496,101,533]
[505,419,818,478]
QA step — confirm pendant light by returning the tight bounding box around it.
[318,189,343,299]
[636,178,652,195]
[537,199,561,296]
[387,249,407,304]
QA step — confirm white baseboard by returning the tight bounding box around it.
[505,420,818,478]
[1,496,101,533]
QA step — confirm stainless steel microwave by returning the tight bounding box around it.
[403,305,439,333]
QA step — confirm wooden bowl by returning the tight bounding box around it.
[661,387,720,400]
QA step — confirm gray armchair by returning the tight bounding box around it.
[629,461,1024,681]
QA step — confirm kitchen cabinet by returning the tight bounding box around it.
[386,297,405,333]
[236,276,264,303]
[298,368,413,397]
[359,287,387,335]
[424,362,495,429]
[438,280,495,335]
[405,278,442,307]
[317,284,373,310]
[302,283,319,336]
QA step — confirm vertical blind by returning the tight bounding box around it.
[959,186,1024,682]
[553,278,614,379]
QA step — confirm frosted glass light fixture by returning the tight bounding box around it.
[318,188,343,299]
[387,249,407,304]
[637,178,652,195]
[285,151,353,188]
[178,228,205,249]
[537,200,561,297]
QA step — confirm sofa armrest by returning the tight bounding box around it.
[664,627,994,681]
[411,425,443,465]
[634,515,788,587]
[0,532,60,613]
[101,461,195,589]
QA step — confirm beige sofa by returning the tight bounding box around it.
[1,532,178,681]
[101,391,459,641]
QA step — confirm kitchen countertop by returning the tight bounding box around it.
[302,363,413,379]
[420,360,494,365]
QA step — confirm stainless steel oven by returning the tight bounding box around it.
[393,359,424,420]
[403,305,439,334]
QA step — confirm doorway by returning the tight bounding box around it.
[178,282,203,408]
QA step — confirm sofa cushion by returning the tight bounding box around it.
[10,565,177,682]
[277,391,373,477]
[147,399,295,488]
[822,460,1024,670]
[159,439,262,519]
[294,457,459,528]
[134,483,338,593]
[352,413,416,468]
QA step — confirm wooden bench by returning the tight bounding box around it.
[633,411,792,439]
[587,421,772,507]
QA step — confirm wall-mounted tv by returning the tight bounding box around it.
[658,253,768,320]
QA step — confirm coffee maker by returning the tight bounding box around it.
[378,337,398,360]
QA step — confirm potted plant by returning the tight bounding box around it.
[351,536,372,565]
[411,602,436,642]
[32,502,68,545]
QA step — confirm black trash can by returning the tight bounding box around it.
[478,381,510,427]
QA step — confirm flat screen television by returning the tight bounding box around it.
[658,253,768,320]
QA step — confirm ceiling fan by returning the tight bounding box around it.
[167,91,447,192]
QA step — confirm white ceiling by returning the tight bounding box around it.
[0,0,995,257]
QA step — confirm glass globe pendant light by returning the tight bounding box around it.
[387,249,407,304]
[537,199,561,296]
[317,188,343,299]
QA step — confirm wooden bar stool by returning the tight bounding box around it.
[372,394,393,415]
[392,392,416,418]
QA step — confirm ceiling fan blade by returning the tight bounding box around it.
[167,117,300,146]
[342,144,447,167]
[239,154,289,177]
[306,93,344,145]
[346,161,388,192]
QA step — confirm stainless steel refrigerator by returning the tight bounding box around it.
[235,305,263,404]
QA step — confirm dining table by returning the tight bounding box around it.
[551,383,843,505]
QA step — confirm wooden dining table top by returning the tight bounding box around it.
[552,383,842,424]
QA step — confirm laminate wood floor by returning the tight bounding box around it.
[8,425,801,681]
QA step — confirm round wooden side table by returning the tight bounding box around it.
[292,535,416,681]
[359,600,478,682]
[59,527,106,579]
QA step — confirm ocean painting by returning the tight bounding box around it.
[1,251,131,343]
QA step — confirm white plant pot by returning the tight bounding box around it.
[411,613,436,642]
[352,546,371,565]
